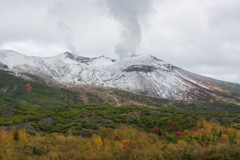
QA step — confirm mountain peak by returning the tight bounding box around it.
[0,49,25,58]
[0,50,239,101]
[63,52,91,63]
[117,54,164,62]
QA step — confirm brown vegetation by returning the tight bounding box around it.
[1,85,9,93]
[25,83,32,93]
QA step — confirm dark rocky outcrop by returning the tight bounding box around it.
[4,123,36,132]
[123,65,156,73]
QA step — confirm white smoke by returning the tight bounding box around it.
[105,0,154,58]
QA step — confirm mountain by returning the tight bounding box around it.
[0,69,86,108]
[1,50,240,160]
[0,68,168,108]
[0,49,239,102]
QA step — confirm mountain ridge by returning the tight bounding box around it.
[0,49,239,102]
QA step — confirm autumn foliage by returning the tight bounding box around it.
[1,120,240,160]
[175,131,183,137]
[1,85,9,93]
[25,83,32,93]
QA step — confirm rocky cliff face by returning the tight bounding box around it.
[0,62,8,70]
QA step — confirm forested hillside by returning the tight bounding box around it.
[1,118,240,159]
[1,70,240,159]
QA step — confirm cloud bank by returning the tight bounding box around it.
[0,0,239,83]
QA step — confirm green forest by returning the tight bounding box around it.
[0,105,240,159]
[1,70,240,159]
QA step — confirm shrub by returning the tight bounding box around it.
[81,121,98,130]
[71,129,80,135]
[175,131,183,137]
[104,123,117,129]
[83,130,92,138]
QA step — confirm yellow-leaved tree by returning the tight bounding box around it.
[91,134,103,149]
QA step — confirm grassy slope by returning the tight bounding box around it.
[0,69,240,132]
[0,70,84,108]
[1,69,240,115]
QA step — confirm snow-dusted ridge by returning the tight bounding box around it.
[0,49,238,101]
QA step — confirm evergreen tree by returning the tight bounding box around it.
[13,127,20,141]
[219,130,222,137]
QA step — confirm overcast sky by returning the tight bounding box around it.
[0,0,239,84]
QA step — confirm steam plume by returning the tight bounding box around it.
[106,0,153,58]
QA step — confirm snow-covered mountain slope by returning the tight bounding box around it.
[0,49,239,101]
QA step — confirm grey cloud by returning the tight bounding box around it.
[141,0,240,83]
[0,0,239,83]
[0,0,63,46]
[48,1,77,54]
